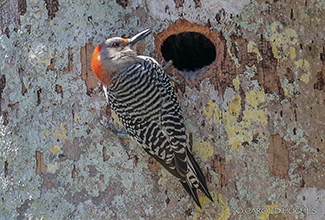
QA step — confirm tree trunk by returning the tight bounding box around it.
[0,0,324,219]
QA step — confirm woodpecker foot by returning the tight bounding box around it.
[100,120,121,135]
[162,59,173,70]
[168,75,182,85]
[100,120,131,157]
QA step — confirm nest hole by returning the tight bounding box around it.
[161,32,216,71]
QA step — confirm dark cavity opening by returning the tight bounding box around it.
[161,32,216,71]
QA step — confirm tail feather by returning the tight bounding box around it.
[187,151,213,202]
[180,150,213,208]
[180,180,201,208]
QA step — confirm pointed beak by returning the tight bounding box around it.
[126,29,152,46]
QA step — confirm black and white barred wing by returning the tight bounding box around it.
[147,58,213,205]
[107,58,213,207]
[107,58,189,180]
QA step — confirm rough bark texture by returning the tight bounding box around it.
[1,0,325,219]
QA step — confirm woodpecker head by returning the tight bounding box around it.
[91,29,151,85]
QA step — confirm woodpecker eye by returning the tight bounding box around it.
[112,42,119,48]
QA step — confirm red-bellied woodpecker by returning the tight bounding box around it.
[91,29,213,208]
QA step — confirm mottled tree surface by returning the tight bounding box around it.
[1,0,324,219]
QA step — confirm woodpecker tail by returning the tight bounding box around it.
[180,150,213,208]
